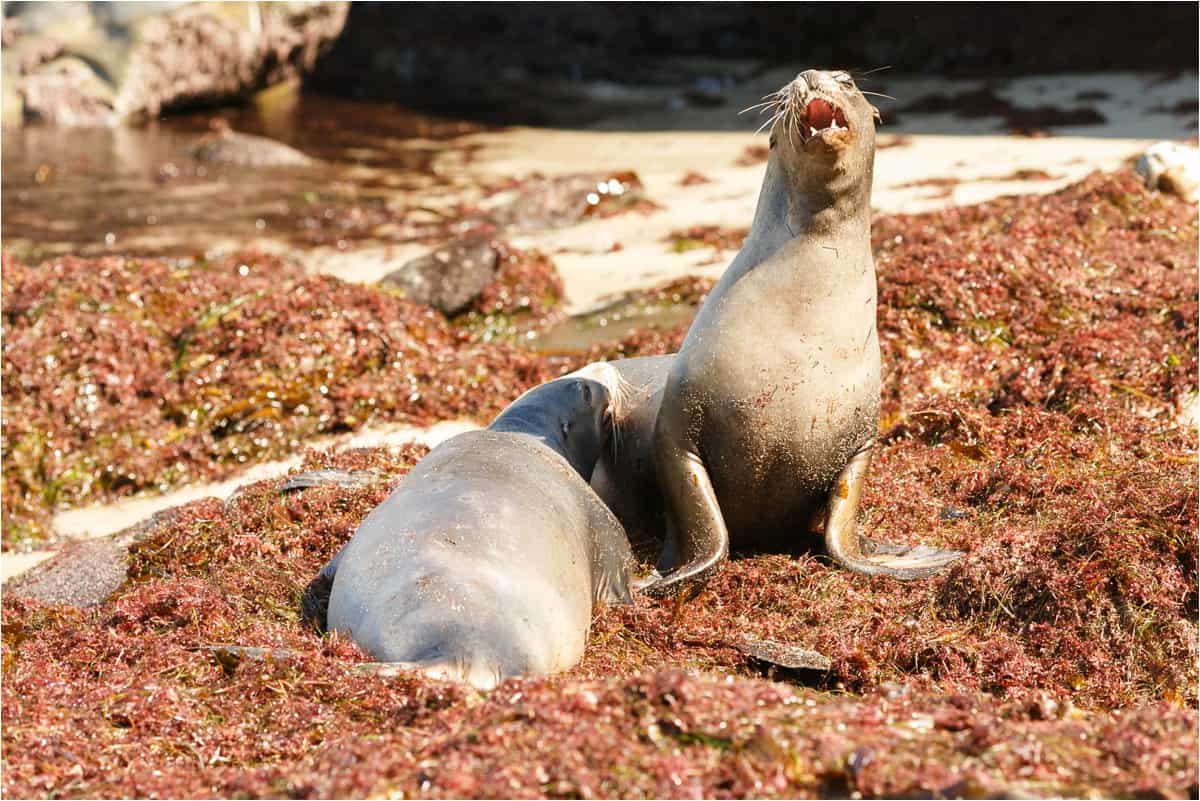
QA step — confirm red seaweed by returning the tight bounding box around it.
[2,169,1196,797]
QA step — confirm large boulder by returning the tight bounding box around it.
[4,1,348,126]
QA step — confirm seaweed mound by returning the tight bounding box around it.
[1,252,563,549]
[2,169,1196,797]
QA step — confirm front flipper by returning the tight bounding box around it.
[825,440,964,579]
[642,420,729,599]
[591,518,637,606]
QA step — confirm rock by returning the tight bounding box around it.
[207,644,301,676]
[489,174,603,231]
[16,55,112,125]
[737,636,833,672]
[4,1,349,126]
[189,127,314,167]
[2,507,180,607]
[488,171,650,231]
[278,468,385,492]
[1136,142,1200,203]
[380,232,500,316]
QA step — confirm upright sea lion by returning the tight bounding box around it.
[591,354,963,582]
[319,363,635,689]
[640,70,963,597]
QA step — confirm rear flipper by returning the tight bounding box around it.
[824,440,964,579]
[641,444,729,600]
[356,659,504,690]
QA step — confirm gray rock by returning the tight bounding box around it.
[737,636,832,672]
[380,232,500,316]
[488,174,607,231]
[2,507,180,608]
[16,55,113,125]
[487,171,646,232]
[5,1,349,126]
[189,128,314,167]
[278,468,384,492]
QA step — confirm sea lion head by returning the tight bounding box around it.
[766,69,878,209]
[493,362,631,480]
[554,362,633,479]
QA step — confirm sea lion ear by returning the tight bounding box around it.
[871,105,882,124]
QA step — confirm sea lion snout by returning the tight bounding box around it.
[787,70,859,147]
[765,68,878,181]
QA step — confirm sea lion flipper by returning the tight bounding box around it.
[824,441,964,579]
[592,520,637,606]
[643,437,730,599]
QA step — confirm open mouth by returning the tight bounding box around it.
[798,98,850,143]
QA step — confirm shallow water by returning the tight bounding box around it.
[533,297,694,354]
[2,93,486,258]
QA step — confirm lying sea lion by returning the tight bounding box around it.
[317,363,634,689]
[629,70,964,596]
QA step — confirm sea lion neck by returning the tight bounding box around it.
[751,147,873,240]
[490,405,577,469]
[489,382,601,479]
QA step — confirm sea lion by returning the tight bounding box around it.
[639,69,963,597]
[589,354,673,554]
[592,354,963,582]
[319,363,635,689]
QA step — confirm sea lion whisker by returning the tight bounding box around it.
[859,90,897,101]
[853,65,893,79]
[738,99,780,116]
[754,111,782,136]
[786,103,802,144]
[753,117,774,136]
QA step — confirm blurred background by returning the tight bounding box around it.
[3,1,1195,268]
